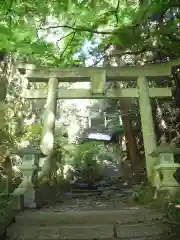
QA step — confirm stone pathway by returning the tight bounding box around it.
[6,192,170,240]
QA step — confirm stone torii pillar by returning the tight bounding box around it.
[38,77,58,182]
[137,77,157,183]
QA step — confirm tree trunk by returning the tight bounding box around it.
[0,51,13,193]
[120,99,140,181]
[111,44,141,182]
[0,51,8,129]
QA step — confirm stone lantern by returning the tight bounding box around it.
[149,135,180,193]
[12,147,44,209]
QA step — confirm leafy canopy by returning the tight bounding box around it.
[1,0,179,66]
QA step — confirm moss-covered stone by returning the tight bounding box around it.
[132,183,156,205]
[35,182,57,208]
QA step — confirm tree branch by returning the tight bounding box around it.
[111,0,120,26]
[40,25,113,35]
[60,32,76,60]
[91,44,171,66]
[110,46,157,57]
[56,32,75,50]
[164,34,180,43]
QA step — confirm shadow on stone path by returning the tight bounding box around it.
[5,190,172,240]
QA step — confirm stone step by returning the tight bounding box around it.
[6,222,167,240]
[14,209,163,225]
[69,190,126,198]
[66,192,98,198]
[71,188,99,193]
[71,188,128,194]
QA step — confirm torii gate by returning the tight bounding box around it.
[16,61,180,184]
[7,59,180,209]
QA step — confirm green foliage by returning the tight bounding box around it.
[165,201,180,224]
[72,141,112,166]
[0,0,179,66]
[161,199,180,238]
[54,128,72,164]
[22,123,42,143]
[0,129,15,152]
[132,183,156,205]
[21,123,71,163]
[0,195,11,218]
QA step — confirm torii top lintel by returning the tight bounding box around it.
[17,59,180,82]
